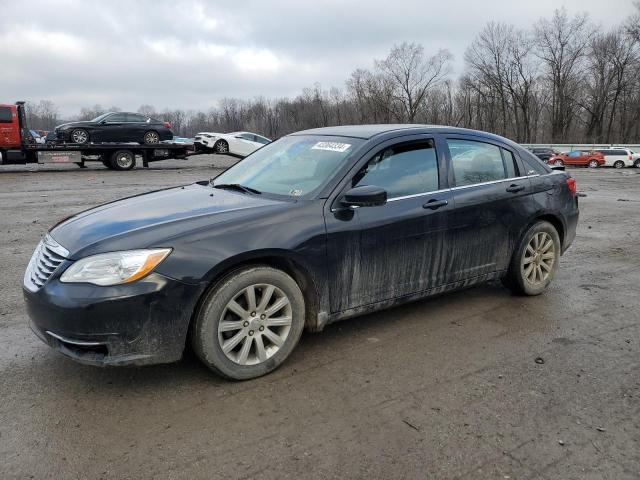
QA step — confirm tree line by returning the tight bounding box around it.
[24,5,640,144]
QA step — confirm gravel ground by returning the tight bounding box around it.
[0,156,638,479]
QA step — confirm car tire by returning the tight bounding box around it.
[143,131,160,145]
[501,221,561,296]
[554,159,563,167]
[613,160,625,169]
[214,140,229,154]
[191,266,305,380]
[588,159,599,168]
[635,159,640,168]
[70,129,89,144]
[109,150,136,171]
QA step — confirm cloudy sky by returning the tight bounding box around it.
[0,0,635,116]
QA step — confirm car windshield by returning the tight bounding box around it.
[91,113,111,122]
[212,135,363,198]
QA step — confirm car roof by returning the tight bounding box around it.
[288,124,516,144]
[105,112,148,116]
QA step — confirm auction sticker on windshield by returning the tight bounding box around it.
[311,142,351,152]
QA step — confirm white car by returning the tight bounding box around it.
[594,148,640,168]
[194,131,271,157]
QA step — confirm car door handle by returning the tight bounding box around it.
[423,199,448,210]
[506,184,525,193]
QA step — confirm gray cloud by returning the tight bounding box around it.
[0,0,634,115]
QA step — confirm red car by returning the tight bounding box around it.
[549,150,605,168]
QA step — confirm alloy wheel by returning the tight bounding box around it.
[144,131,160,144]
[215,141,229,153]
[218,284,293,366]
[588,160,599,168]
[521,232,555,285]
[72,130,88,144]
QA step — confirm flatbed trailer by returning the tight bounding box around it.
[0,101,197,170]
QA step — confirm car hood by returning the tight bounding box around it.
[50,183,287,258]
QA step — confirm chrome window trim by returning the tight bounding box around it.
[450,175,538,191]
[386,188,450,202]
[332,174,541,210]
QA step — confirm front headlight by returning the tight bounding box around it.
[60,249,171,286]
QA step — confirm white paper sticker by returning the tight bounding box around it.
[311,141,351,153]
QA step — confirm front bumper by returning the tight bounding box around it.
[24,272,203,366]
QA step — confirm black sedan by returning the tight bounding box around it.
[54,112,173,145]
[527,147,558,163]
[23,125,579,380]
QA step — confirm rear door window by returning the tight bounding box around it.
[0,107,13,123]
[105,113,127,123]
[447,139,511,187]
[126,113,148,123]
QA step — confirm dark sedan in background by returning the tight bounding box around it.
[23,125,578,380]
[527,146,558,162]
[54,112,173,145]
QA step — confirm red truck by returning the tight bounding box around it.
[0,101,194,170]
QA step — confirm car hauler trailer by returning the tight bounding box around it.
[0,101,195,170]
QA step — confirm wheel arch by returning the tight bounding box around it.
[144,129,160,142]
[187,250,322,344]
[523,212,565,250]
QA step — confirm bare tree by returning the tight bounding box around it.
[137,104,158,118]
[376,42,452,122]
[534,8,593,142]
[626,1,640,42]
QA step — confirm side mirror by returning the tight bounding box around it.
[341,185,387,208]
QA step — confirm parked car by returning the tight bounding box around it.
[593,148,639,168]
[549,150,605,168]
[194,131,271,157]
[598,148,635,168]
[23,125,578,380]
[527,147,558,162]
[53,112,173,145]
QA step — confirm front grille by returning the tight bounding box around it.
[24,234,69,291]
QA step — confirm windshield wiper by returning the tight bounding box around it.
[212,183,261,194]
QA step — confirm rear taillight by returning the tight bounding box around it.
[163,122,172,129]
[629,154,633,160]
[566,177,577,196]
